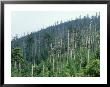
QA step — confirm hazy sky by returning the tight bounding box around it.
[11,11,98,38]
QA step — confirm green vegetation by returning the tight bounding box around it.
[11,14,100,77]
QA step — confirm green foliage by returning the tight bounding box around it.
[84,59,100,77]
[11,48,24,62]
[95,49,100,59]
[11,47,31,77]
[75,69,85,77]
[11,67,20,77]
[11,47,24,68]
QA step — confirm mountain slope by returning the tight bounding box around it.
[11,15,100,77]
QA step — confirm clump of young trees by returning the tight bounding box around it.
[11,13,100,77]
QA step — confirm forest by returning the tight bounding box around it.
[11,13,100,77]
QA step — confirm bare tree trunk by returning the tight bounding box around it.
[87,49,90,64]
[70,49,73,60]
[87,37,90,64]
[87,21,92,64]
[23,40,26,59]
[52,56,54,75]
[18,62,21,71]
[34,34,37,65]
[61,39,62,47]
[68,30,70,55]
[43,64,45,76]
[14,61,17,69]
[67,29,70,64]
[18,62,21,76]
[31,64,34,77]
[80,47,82,70]
[57,60,59,76]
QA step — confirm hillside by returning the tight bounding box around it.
[11,14,100,77]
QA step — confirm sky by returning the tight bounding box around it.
[11,11,98,38]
